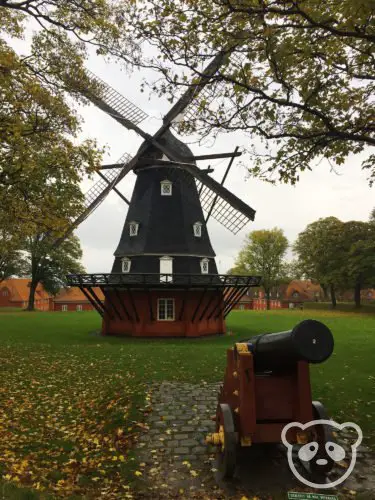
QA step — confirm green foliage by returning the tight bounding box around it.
[0,0,136,237]
[0,236,26,284]
[340,221,375,292]
[294,217,344,287]
[232,228,288,305]
[294,214,375,307]
[21,233,85,308]
[23,234,85,296]
[124,0,375,184]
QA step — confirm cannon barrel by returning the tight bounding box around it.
[244,319,334,371]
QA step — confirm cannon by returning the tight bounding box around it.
[206,319,335,479]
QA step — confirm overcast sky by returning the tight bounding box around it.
[25,45,361,275]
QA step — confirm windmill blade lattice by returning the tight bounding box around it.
[85,69,149,127]
[196,180,249,234]
[150,164,253,235]
[83,151,131,215]
[171,52,246,130]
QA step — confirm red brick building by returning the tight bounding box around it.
[0,279,105,312]
[0,279,51,310]
[230,280,325,310]
[53,287,104,312]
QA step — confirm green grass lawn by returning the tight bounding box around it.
[0,308,374,497]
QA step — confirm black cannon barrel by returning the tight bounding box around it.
[244,319,334,371]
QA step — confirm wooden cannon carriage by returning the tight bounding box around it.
[206,319,335,479]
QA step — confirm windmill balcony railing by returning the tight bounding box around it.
[66,273,262,289]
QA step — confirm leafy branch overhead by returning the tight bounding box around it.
[123,0,375,184]
[0,0,139,238]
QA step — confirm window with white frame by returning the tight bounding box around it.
[160,179,172,196]
[62,305,68,312]
[200,258,209,274]
[129,221,139,237]
[122,257,131,273]
[76,305,83,312]
[157,298,175,321]
[2,289,8,296]
[193,222,202,237]
[160,256,173,282]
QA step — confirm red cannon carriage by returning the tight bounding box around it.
[206,320,335,479]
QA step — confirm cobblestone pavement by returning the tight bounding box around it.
[134,381,375,499]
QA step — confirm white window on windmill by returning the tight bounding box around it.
[129,221,139,237]
[160,256,173,283]
[160,179,172,196]
[200,258,209,274]
[193,221,202,237]
[122,257,131,273]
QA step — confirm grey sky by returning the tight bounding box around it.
[75,54,373,275]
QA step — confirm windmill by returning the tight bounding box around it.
[66,54,261,337]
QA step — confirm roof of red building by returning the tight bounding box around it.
[54,287,104,303]
[285,279,323,301]
[0,279,51,302]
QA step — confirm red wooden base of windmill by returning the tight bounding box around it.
[101,289,225,337]
[67,273,261,338]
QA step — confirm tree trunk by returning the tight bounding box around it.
[27,279,38,311]
[27,253,42,311]
[321,284,329,301]
[330,284,337,309]
[354,283,361,308]
[265,290,271,310]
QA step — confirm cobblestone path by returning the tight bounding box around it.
[135,381,223,498]
[134,381,375,499]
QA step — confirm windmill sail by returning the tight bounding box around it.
[149,161,255,235]
[197,180,250,234]
[84,70,149,133]
[170,52,246,132]
[84,152,131,211]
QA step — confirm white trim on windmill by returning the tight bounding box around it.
[122,257,131,273]
[160,256,173,283]
[200,258,209,274]
[129,221,139,237]
[193,221,203,237]
[160,179,172,196]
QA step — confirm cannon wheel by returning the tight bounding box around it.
[216,403,238,479]
[309,401,335,477]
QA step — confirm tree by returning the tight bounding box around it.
[232,228,288,309]
[23,233,84,311]
[279,259,304,283]
[125,0,375,184]
[339,221,375,308]
[0,1,138,234]
[294,215,375,308]
[293,217,345,308]
[0,237,26,283]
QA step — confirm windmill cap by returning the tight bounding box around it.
[137,129,194,161]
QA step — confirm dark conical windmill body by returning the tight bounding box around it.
[65,66,261,337]
[102,131,225,337]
